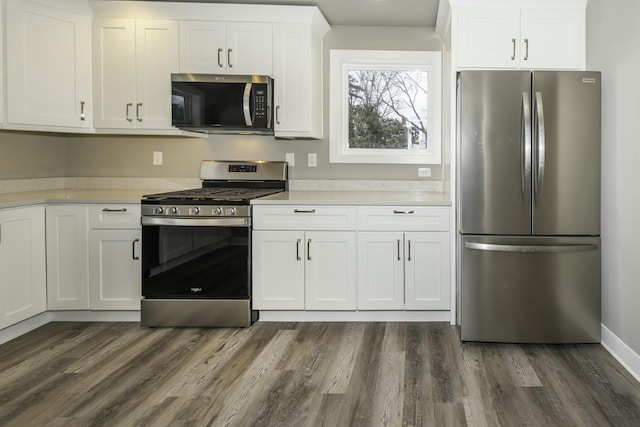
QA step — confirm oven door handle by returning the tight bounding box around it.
[141,217,251,227]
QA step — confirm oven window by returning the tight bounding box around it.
[142,225,250,299]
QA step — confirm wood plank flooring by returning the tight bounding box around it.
[1,321,639,426]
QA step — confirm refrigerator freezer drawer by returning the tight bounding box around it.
[460,235,601,343]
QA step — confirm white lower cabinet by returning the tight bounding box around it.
[358,231,450,310]
[0,205,46,330]
[46,205,90,310]
[252,230,357,310]
[252,204,451,314]
[88,205,141,310]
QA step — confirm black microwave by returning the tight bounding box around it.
[171,74,273,135]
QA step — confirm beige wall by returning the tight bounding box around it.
[0,131,67,179]
[63,25,444,180]
[587,0,640,356]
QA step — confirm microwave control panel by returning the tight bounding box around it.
[254,88,267,121]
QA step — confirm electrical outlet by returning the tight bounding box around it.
[308,153,317,167]
[418,167,431,177]
[153,151,163,166]
[285,152,295,167]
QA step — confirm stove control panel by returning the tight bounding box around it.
[142,205,250,218]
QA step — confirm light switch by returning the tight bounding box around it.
[308,153,317,167]
[153,151,163,166]
[285,152,295,167]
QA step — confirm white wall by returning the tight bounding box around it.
[587,0,640,356]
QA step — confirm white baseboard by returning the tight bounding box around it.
[0,311,141,346]
[258,310,451,322]
[601,324,640,383]
[0,312,53,345]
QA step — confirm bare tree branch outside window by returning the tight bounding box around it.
[347,70,429,150]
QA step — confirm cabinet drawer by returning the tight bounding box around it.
[89,204,141,229]
[253,206,357,231]
[358,206,450,231]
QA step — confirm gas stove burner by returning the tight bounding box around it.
[143,187,284,203]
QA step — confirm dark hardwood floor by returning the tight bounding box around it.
[1,321,639,426]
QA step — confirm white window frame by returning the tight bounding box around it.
[330,49,442,165]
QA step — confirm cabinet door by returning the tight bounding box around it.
[520,9,584,70]
[305,231,357,310]
[89,229,142,310]
[456,8,520,69]
[6,1,91,128]
[0,206,46,329]
[179,21,227,73]
[93,18,137,129]
[272,23,323,139]
[404,232,450,310]
[357,232,404,310]
[135,20,179,129]
[252,231,304,310]
[46,206,90,310]
[226,22,273,75]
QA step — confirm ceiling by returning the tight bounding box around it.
[149,0,442,27]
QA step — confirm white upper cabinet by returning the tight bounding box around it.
[179,21,272,75]
[93,18,179,130]
[454,1,585,70]
[273,22,326,139]
[5,0,92,130]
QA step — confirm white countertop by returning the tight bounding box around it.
[0,189,166,209]
[251,190,451,206]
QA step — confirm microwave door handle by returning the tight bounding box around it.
[243,83,253,126]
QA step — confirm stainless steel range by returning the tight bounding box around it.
[140,160,287,327]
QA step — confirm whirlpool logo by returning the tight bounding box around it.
[191,288,203,293]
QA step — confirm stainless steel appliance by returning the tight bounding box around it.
[458,70,601,343]
[171,74,273,135]
[140,160,287,327]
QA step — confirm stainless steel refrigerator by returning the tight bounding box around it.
[458,70,601,343]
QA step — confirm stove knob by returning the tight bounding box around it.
[213,207,223,216]
[155,207,164,215]
[227,207,237,216]
[169,207,178,215]
[192,207,200,215]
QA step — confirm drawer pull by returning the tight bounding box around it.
[102,208,128,213]
[393,209,415,214]
[294,209,316,214]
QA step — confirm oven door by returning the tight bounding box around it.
[141,217,251,299]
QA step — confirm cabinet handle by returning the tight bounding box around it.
[80,101,86,121]
[524,38,529,61]
[296,238,302,261]
[393,209,415,214]
[102,208,127,212]
[511,38,516,60]
[132,238,140,260]
[408,240,412,261]
[294,209,316,214]
[397,239,401,261]
[136,103,143,122]
[126,103,133,122]
[218,48,224,67]
[307,238,312,261]
[228,48,233,68]
[276,105,281,125]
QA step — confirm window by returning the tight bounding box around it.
[330,50,442,164]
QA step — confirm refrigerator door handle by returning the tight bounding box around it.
[464,242,598,253]
[521,92,532,204]
[534,91,546,202]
